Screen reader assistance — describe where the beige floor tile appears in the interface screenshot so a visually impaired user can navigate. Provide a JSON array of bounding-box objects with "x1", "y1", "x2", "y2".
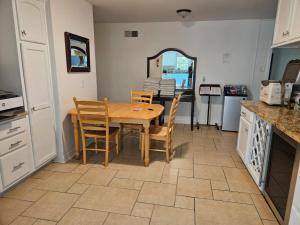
[
  {"x1": 33, "y1": 172, "x2": 81, "y2": 192},
  {"x1": 224, "y1": 168, "x2": 260, "y2": 194},
  {"x1": 9, "y1": 216, "x2": 36, "y2": 225},
  {"x1": 45, "y1": 163, "x2": 79, "y2": 173},
  {"x1": 150, "y1": 205, "x2": 194, "y2": 225},
  {"x1": 31, "y1": 170, "x2": 54, "y2": 180},
  {"x1": 72, "y1": 164, "x2": 93, "y2": 174},
  {"x1": 0, "y1": 198, "x2": 32, "y2": 225},
  {"x1": 131, "y1": 202, "x2": 154, "y2": 218},
  {"x1": 194, "y1": 164, "x2": 226, "y2": 181},
  {"x1": 161, "y1": 168, "x2": 178, "y2": 184},
  {"x1": 211, "y1": 180, "x2": 229, "y2": 191},
  {"x1": 138, "y1": 182, "x2": 176, "y2": 206},
  {"x1": 33, "y1": 220, "x2": 57, "y2": 225},
  {"x1": 4, "y1": 180, "x2": 47, "y2": 202},
  {"x1": 169, "y1": 158, "x2": 193, "y2": 170},
  {"x1": 57, "y1": 208, "x2": 108, "y2": 225},
  {"x1": 194, "y1": 152, "x2": 235, "y2": 167},
  {"x1": 77, "y1": 167, "x2": 116, "y2": 186},
  {"x1": 195, "y1": 199, "x2": 263, "y2": 225},
  {"x1": 262, "y1": 220, "x2": 279, "y2": 225},
  {"x1": 67, "y1": 183, "x2": 89, "y2": 194},
  {"x1": 251, "y1": 194, "x2": 276, "y2": 221},
  {"x1": 175, "y1": 196, "x2": 194, "y2": 210},
  {"x1": 178, "y1": 169, "x2": 194, "y2": 178},
  {"x1": 109, "y1": 178, "x2": 143, "y2": 190},
  {"x1": 115, "y1": 166, "x2": 164, "y2": 182},
  {"x1": 213, "y1": 190, "x2": 253, "y2": 204},
  {"x1": 74, "y1": 185, "x2": 138, "y2": 214},
  {"x1": 177, "y1": 177, "x2": 212, "y2": 199},
  {"x1": 104, "y1": 213, "x2": 149, "y2": 225},
  {"x1": 22, "y1": 192, "x2": 78, "y2": 222}
]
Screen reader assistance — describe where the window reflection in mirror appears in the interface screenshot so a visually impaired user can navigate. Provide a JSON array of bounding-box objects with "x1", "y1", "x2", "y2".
[{"x1": 149, "y1": 51, "x2": 194, "y2": 89}]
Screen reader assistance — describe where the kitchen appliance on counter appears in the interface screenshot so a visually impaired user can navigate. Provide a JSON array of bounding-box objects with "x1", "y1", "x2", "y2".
[
  {"x1": 222, "y1": 85, "x2": 247, "y2": 132},
  {"x1": 0, "y1": 90, "x2": 24, "y2": 122},
  {"x1": 260, "y1": 59, "x2": 300, "y2": 105},
  {"x1": 262, "y1": 128, "x2": 300, "y2": 225}
]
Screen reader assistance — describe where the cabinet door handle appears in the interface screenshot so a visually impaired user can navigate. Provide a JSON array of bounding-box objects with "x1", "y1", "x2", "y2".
[
  {"x1": 21, "y1": 30, "x2": 26, "y2": 36},
  {"x1": 7, "y1": 126, "x2": 21, "y2": 134},
  {"x1": 9, "y1": 140, "x2": 22, "y2": 150},
  {"x1": 245, "y1": 128, "x2": 248, "y2": 132},
  {"x1": 12, "y1": 162, "x2": 25, "y2": 172}
]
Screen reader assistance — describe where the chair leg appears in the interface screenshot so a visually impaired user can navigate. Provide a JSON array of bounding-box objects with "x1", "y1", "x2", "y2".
[
  {"x1": 105, "y1": 138, "x2": 109, "y2": 167},
  {"x1": 165, "y1": 139, "x2": 170, "y2": 163},
  {"x1": 83, "y1": 139, "x2": 87, "y2": 165},
  {"x1": 115, "y1": 132, "x2": 119, "y2": 155}
]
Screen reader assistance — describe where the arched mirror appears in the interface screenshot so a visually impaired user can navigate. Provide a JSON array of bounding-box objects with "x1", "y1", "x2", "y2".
[{"x1": 147, "y1": 48, "x2": 197, "y2": 91}]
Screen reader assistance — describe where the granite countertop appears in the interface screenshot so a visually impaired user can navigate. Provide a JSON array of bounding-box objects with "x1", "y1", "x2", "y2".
[{"x1": 241, "y1": 101, "x2": 300, "y2": 143}]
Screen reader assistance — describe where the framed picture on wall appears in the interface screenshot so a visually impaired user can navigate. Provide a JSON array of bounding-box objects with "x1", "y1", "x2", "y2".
[{"x1": 64, "y1": 32, "x2": 90, "y2": 72}]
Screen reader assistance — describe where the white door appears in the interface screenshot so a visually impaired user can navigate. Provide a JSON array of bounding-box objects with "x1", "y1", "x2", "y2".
[
  {"x1": 237, "y1": 116, "x2": 250, "y2": 161},
  {"x1": 21, "y1": 42, "x2": 56, "y2": 167},
  {"x1": 16, "y1": 0, "x2": 47, "y2": 44},
  {"x1": 273, "y1": 0, "x2": 294, "y2": 45},
  {"x1": 290, "y1": 0, "x2": 300, "y2": 41}
]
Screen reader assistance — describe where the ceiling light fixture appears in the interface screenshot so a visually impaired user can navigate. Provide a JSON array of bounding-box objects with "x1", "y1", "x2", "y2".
[{"x1": 176, "y1": 9, "x2": 192, "y2": 19}]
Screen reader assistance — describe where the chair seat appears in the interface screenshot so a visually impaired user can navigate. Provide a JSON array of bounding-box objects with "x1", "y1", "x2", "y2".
[
  {"x1": 85, "y1": 127, "x2": 119, "y2": 138},
  {"x1": 148, "y1": 126, "x2": 169, "y2": 138}
]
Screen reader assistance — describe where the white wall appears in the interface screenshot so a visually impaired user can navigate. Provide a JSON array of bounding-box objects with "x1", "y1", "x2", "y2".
[
  {"x1": 48, "y1": 0, "x2": 97, "y2": 162},
  {"x1": 95, "y1": 20, "x2": 274, "y2": 125}
]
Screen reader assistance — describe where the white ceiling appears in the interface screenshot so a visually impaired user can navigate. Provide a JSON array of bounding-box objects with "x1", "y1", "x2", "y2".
[{"x1": 88, "y1": 0, "x2": 278, "y2": 23}]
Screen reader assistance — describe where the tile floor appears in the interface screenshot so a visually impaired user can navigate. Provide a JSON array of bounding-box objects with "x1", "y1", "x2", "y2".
[{"x1": 0, "y1": 125, "x2": 279, "y2": 225}]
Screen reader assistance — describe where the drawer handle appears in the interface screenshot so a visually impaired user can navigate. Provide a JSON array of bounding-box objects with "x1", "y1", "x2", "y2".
[
  {"x1": 9, "y1": 141, "x2": 22, "y2": 150},
  {"x1": 7, "y1": 126, "x2": 21, "y2": 134},
  {"x1": 12, "y1": 162, "x2": 25, "y2": 172}
]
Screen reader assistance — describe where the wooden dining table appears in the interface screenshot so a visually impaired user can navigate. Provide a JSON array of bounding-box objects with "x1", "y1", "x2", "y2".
[{"x1": 68, "y1": 102, "x2": 164, "y2": 166}]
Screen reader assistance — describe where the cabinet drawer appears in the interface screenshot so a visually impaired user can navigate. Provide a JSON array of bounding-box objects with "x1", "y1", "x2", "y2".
[
  {"x1": 0, "y1": 118, "x2": 26, "y2": 140},
  {"x1": 0, "y1": 146, "x2": 30, "y2": 187},
  {"x1": 0, "y1": 132, "x2": 27, "y2": 156},
  {"x1": 240, "y1": 106, "x2": 254, "y2": 123}
]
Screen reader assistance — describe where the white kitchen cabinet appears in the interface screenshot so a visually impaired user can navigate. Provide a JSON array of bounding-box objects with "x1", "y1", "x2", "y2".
[
  {"x1": 273, "y1": 0, "x2": 294, "y2": 45},
  {"x1": 273, "y1": 0, "x2": 300, "y2": 46},
  {"x1": 290, "y1": 0, "x2": 300, "y2": 41},
  {"x1": 289, "y1": 165, "x2": 300, "y2": 225},
  {"x1": 15, "y1": 0, "x2": 47, "y2": 44},
  {"x1": 21, "y1": 42, "x2": 56, "y2": 167}
]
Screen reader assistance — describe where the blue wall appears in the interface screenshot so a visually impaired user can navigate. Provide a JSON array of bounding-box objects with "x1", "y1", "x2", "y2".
[{"x1": 270, "y1": 48, "x2": 300, "y2": 80}]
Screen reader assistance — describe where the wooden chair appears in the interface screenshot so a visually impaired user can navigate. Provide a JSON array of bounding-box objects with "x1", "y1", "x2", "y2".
[
  {"x1": 141, "y1": 94, "x2": 181, "y2": 162},
  {"x1": 73, "y1": 97, "x2": 119, "y2": 166},
  {"x1": 123, "y1": 90, "x2": 154, "y2": 152},
  {"x1": 130, "y1": 90, "x2": 153, "y2": 104}
]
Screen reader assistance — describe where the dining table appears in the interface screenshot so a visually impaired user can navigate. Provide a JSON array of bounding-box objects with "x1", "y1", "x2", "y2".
[{"x1": 68, "y1": 102, "x2": 164, "y2": 166}]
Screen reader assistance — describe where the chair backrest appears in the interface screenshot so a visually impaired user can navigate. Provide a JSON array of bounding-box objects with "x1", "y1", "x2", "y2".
[
  {"x1": 73, "y1": 97, "x2": 109, "y2": 135},
  {"x1": 167, "y1": 94, "x2": 182, "y2": 133},
  {"x1": 131, "y1": 90, "x2": 153, "y2": 104}
]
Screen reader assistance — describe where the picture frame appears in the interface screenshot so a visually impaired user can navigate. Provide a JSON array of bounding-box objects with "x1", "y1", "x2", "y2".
[{"x1": 64, "y1": 32, "x2": 90, "y2": 72}]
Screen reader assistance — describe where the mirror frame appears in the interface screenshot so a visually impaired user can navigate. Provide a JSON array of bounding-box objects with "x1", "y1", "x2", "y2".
[
  {"x1": 64, "y1": 32, "x2": 91, "y2": 73},
  {"x1": 147, "y1": 48, "x2": 197, "y2": 92}
]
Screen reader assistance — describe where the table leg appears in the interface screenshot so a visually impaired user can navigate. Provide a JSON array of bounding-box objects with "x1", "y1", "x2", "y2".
[
  {"x1": 120, "y1": 124, "x2": 124, "y2": 151},
  {"x1": 143, "y1": 122, "x2": 150, "y2": 166},
  {"x1": 72, "y1": 115, "x2": 80, "y2": 159},
  {"x1": 191, "y1": 97, "x2": 195, "y2": 131},
  {"x1": 155, "y1": 117, "x2": 159, "y2": 127}
]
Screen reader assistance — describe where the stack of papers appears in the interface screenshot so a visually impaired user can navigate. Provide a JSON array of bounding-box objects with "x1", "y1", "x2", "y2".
[
  {"x1": 160, "y1": 79, "x2": 176, "y2": 96},
  {"x1": 143, "y1": 78, "x2": 161, "y2": 95}
]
